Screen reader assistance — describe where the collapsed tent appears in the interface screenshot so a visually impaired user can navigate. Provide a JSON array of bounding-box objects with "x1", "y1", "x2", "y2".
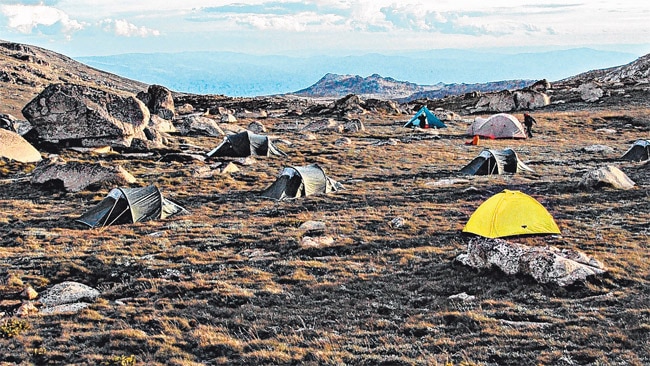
[
  {"x1": 77, "y1": 185, "x2": 186, "y2": 228},
  {"x1": 621, "y1": 139, "x2": 650, "y2": 161},
  {"x1": 207, "y1": 131, "x2": 286, "y2": 158},
  {"x1": 404, "y1": 106, "x2": 446, "y2": 129},
  {"x1": 460, "y1": 148, "x2": 533, "y2": 175},
  {"x1": 463, "y1": 189, "x2": 561, "y2": 238},
  {"x1": 0, "y1": 128, "x2": 42, "y2": 163},
  {"x1": 466, "y1": 113, "x2": 527, "y2": 139},
  {"x1": 261, "y1": 163, "x2": 342, "y2": 200}
]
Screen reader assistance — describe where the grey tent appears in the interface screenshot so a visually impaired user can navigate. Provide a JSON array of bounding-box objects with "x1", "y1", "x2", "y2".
[
  {"x1": 207, "y1": 131, "x2": 286, "y2": 158},
  {"x1": 621, "y1": 139, "x2": 650, "y2": 162},
  {"x1": 261, "y1": 163, "x2": 342, "y2": 200},
  {"x1": 77, "y1": 185, "x2": 186, "y2": 228},
  {"x1": 460, "y1": 148, "x2": 533, "y2": 175}
]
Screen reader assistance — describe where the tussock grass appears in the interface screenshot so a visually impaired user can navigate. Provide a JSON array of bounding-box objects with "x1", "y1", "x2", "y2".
[{"x1": 0, "y1": 107, "x2": 648, "y2": 365}]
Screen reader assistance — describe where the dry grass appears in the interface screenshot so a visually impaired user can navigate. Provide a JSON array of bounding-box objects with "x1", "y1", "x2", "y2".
[{"x1": 0, "y1": 105, "x2": 649, "y2": 365}]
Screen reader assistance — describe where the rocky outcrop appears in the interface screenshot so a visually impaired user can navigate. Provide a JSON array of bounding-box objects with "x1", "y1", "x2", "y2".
[
  {"x1": 302, "y1": 118, "x2": 344, "y2": 133},
  {"x1": 529, "y1": 79, "x2": 551, "y2": 92},
  {"x1": 456, "y1": 238, "x2": 606, "y2": 286},
  {"x1": 31, "y1": 157, "x2": 136, "y2": 192},
  {"x1": 579, "y1": 165, "x2": 635, "y2": 190},
  {"x1": 364, "y1": 98, "x2": 402, "y2": 115},
  {"x1": 306, "y1": 94, "x2": 367, "y2": 117},
  {"x1": 136, "y1": 84, "x2": 175, "y2": 119},
  {"x1": 473, "y1": 90, "x2": 516, "y2": 112},
  {"x1": 22, "y1": 83, "x2": 149, "y2": 148},
  {"x1": 472, "y1": 89, "x2": 550, "y2": 113}
]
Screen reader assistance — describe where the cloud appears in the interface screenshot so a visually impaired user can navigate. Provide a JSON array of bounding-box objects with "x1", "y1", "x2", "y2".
[
  {"x1": 202, "y1": 2, "x2": 321, "y2": 16},
  {"x1": 380, "y1": 5, "x2": 553, "y2": 36},
  {"x1": 188, "y1": 1, "x2": 392, "y2": 32},
  {"x1": 0, "y1": 4, "x2": 85, "y2": 35},
  {"x1": 99, "y1": 18, "x2": 160, "y2": 37}
]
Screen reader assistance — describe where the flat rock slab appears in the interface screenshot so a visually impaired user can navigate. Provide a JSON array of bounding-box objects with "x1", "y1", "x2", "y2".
[
  {"x1": 456, "y1": 238, "x2": 606, "y2": 286},
  {"x1": 31, "y1": 158, "x2": 136, "y2": 192}
]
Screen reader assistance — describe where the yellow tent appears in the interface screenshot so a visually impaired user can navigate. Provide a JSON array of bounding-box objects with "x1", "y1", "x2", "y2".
[{"x1": 463, "y1": 190, "x2": 561, "y2": 238}]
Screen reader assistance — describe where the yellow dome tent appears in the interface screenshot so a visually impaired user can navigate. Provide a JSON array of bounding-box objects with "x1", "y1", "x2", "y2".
[{"x1": 463, "y1": 190, "x2": 561, "y2": 238}]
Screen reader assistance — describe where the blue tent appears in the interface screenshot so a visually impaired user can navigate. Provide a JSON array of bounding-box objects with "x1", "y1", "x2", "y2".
[{"x1": 404, "y1": 106, "x2": 446, "y2": 128}]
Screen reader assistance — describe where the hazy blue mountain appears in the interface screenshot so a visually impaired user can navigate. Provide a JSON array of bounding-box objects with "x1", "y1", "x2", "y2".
[{"x1": 76, "y1": 48, "x2": 637, "y2": 97}]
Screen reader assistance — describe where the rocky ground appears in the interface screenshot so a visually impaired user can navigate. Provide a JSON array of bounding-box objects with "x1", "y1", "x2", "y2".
[{"x1": 0, "y1": 41, "x2": 649, "y2": 366}]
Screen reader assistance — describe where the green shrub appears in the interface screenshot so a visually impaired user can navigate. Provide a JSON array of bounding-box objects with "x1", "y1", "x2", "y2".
[
  {"x1": 102, "y1": 355, "x2": 137, "y2": 366},
  {"x1": 0, "y1": 318, "x2": 30, "y2": 338}
]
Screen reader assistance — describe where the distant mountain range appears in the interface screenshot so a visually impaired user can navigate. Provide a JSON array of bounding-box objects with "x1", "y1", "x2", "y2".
[
  {"x1": 76, "y1": 48, "x2": 638, "y2": 97},
  {"x1": 292, "y1": 73, "x2": 533, "y2": 101}
]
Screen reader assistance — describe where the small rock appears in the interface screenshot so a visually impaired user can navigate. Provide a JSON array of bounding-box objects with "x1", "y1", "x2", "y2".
[
  {"x1": 21, "y1": 285, "x2": 38, "y2": 300},
  {"x1": 301, "y1": 235, "x2": 335, "y2": 248},
  {"x1": 448, "y1": 292, "x2": 476, "y2": 303},
  {"x1": 299, "y1": 220, "x2": 326, "y2": 232},
  {"x1": 335, "y1": 137, "x2": 352, "y2": 146},
  {"x1": 16, "y1": 302, "x2": 38, "y2": 317},
  {"x1": 247, "y1": 121, "x2": 267, "y2": 133},
  {"x1": 40, "y1": 302, "x2": 91, "y2": 315},
  {"x1": 221, "y1": 113, "x2": 237, "y2": 123},
  {"x1": 218, "y1": 162, "x2": 240, "y2": 174},
  {"x1": 389, "y1": 217, "x2": 405, "y2": 228},
  {"x1": 581, "y1": 144, "x2": 614, "y2": 154}
]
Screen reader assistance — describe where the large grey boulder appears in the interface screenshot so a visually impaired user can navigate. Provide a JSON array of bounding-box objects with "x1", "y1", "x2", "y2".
[
  {"x1": 456, "y1": 238, "x2": 606, "y2": 286},
  {"x1": 576, "y1": 82, "x2": 604, "y2": 102},
  {"x1": 31, "y1": 157, "x2": 136, "y2": 192},
  {"x1": 473, "y1": 90, "x2": 517, "y2": 112},
  {"x1": 473, "y1": 90, "x2": 549, "y2": 112},
  {"x1": 513, "y1": 90, "x2": 550, "y2": 110},
  {"x1": 579, "y1": 165, "x2": 635, "y2": 190},
  {"x1": 22, "y1": 83, "x2": 149, "y2": 148},
  {"x1": 175, "y1": 115, "x2": 225, "y2": 137},
  {"x1": 136, "y1": 84, "x2": 175, "y2": 119}
]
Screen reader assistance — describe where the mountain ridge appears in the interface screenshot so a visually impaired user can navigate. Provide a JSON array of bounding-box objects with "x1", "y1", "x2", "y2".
[
  {"x1": 290, "y1": 72, "x2": 535, "y2": 101},
  {"x1": 2, "y1": 39, "x2": 650, "y2": 120},
  {"x1": 75, "y1": 48, "x2": 638, "y2": 97}
]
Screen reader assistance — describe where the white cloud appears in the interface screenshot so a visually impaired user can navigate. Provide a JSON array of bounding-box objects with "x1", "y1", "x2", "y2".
[
  {"x1": 1, "y1": 4, "x2": 85, "y2": 34},
  {"x1": 99, "y1": 18, "x2": 160, "y2": 37}
]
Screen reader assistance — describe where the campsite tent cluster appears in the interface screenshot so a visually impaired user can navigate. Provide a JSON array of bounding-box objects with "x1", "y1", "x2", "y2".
[
  {"x1": 73, "y1": 131, "x2": 342, "y2": 228},
  {"x1": 1, "y1": 108, "x2": 645, "y2": 239}
]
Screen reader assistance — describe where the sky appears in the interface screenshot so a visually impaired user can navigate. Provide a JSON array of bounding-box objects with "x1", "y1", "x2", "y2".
[{"x1": 1, "y1": 0, "x2": 650, "y2": 57}]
